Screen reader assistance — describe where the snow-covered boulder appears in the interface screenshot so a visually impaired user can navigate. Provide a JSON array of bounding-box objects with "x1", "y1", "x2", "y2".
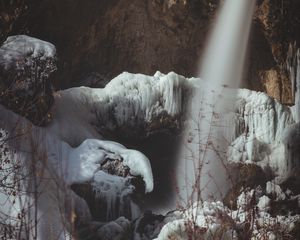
[{"x1": 0, "y1": 35, "x2": 56, "y2": 125}]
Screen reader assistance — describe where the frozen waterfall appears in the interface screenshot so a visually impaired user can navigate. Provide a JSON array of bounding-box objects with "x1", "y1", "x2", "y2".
[{"x1": 177, "y1": 0, "x2": 256, "y2": 204}]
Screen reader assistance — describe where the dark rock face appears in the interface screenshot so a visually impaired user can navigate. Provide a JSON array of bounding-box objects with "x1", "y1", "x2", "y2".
[
  {"x1": 251, "y1": 0, "x2": 300, "y2": 104},
  {"x1": 20, "y1": 0, "x2": 216, "y2": 88},
  {"x1": 0, "y1": 35, "x2": 56, "y2": 126}
]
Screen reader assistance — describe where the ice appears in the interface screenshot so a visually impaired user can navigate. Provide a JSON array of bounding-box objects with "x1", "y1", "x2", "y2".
[
  {"x1": 103, "y1": 71, "x2": 187, "y2": 118},
  {"x1": 236, "y1": 89, "x2": 294, "y2": 143},
  {"x1": 0, "y1": 104, "x2": 154, "y2": 238},
  {"x1": 236, "y1": 189, "x2": 255, "y2": 210},
  {"x1": 226, "y1": 89, "x2": 296, "y2": 182},
  {"x1": 67, "y1": 138, "x2": 154, "y2": 193},
  {"x1": 47, "y1": 71, "x2": 193, "y2": 146},
  {"x1": 0, "y1": 35, "x2": 56, "y2": 80},
  {"x1": 92, "y1": 171, "x2": 138, "y2": 220},
  {"x1": 46, "y1": 71, "x2": 298, "y2": 206},
  {"x1": 0, "y1": 101, "x2": 154, "y2": 191}
]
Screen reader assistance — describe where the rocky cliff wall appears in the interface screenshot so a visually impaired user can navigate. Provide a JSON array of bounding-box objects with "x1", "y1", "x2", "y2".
[{"x1": 1, "y1": 0, "x2": 300, "y2": 103}]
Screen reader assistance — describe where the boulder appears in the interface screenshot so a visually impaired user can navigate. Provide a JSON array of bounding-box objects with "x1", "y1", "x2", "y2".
[{"x1": 0, "y1": 35, "x2": 56, "y2": 125}]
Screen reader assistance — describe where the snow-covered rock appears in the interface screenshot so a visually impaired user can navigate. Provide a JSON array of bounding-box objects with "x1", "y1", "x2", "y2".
[
  {"x1": 155, "y1": 195, "x2": 300, "y2": 240},
  {"x1": 0, "y1": 35, "x2": 56, "y2": 125},
  {"x1": 257, "y1": 195, "x2": 271, "y2": 211},
  {"x1": 227, "y1": 89, "x2": 296, "y2": 182},
  {"x1": 47, "y1": 71, "x2": 193, "y2": 145}
]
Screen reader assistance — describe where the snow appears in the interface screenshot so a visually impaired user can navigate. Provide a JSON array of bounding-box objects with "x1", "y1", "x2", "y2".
[
  {"x1": 50, "y1": 71, "x2": 294, "y2": 152},
  {"x1": 119, "y1": 149, "x2": 153, "y2": 193},
  {"x1": 1, "y1": 35, "x2": 56, "y2": 60},
  {"x1": 266, "y1": 181, "x2": 286, "y2": 201},
  {"x1": 0, "y1": 103, "x2": 154, "y2": 239},
  {"x1": 48, "y1": 71, "x2": 297, "y2": 202},
  {"x1": 225, "y1": 88, "x2": 297, "y2": 183},
  {"x1": 66, "y1": 138, "x2": 154, "y2": 193},
  {"x1": 155, "y1": 201, "x2": 238, "y2": 240},
  {"x1": 45, "y1": 71, "x2": 299, "y2": 209},
  {"x1": 235, "y1": 89, "x2": 294, "y2": 143},
  {"x1": 257, "y1": 195, "x2": 271, "y2": 211},
  {"x1": 48, "y1": 71, "x2": 192, "y2": 145},
  {"x1": 236, "y1": 189, "x2": 255, "y2": 209},
  {"x1": 155, "y1": 193, "x2": 300, "y2": 240},
  {"x1": 103, "y1": 71, "x2": 187, "y2": 119}
]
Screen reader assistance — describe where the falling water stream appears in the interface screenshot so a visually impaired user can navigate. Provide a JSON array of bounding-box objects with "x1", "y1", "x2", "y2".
[{"x1": 177, "y1": 0, "x2": 256, "y2": 205}]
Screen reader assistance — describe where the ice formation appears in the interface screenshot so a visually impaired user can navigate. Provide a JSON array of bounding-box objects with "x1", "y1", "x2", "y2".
[
  {"x1": 92, "y1": 171, "x2": 139, "y2": 220},
  {"x1": 66, "y1": 139, "x2": 153, "y2": 193},
  {"x1": 0, "y1": 35, "x2": 300, "y2": 239},
  {"x1": 46, "y1": 68, "x2": 299, "y2": 196},
  {"x1": 0, "y1": 102, "x2": 154, "y2": 239},
  {"x1": 48, "y1": 71, "x2": 192, "y2": 145}
]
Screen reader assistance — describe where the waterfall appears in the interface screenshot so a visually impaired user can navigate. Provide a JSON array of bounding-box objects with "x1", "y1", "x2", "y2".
[
  {"x1": 282, "y1": 47, "x2": 300, "y2": 180},
  {"x1": 177, "y1": 0, "x2": 256, "y2": 205},
  {"x1": 295, "y1": 49, "x2": 300, "y2": 121}
]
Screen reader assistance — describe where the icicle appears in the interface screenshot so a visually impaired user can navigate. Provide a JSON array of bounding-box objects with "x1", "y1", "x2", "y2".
[{"x1": 92, "y1": 171, "x2": 139, "y2": 221}]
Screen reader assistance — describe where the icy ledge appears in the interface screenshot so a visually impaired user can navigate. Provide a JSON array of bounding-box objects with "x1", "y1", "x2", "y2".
[
  {"x1": 49, "y1": 71, "x2": 296, "y2": 180},
  {"x1": 48, "y1": 71, "x2": 195, "y2": 145}
]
